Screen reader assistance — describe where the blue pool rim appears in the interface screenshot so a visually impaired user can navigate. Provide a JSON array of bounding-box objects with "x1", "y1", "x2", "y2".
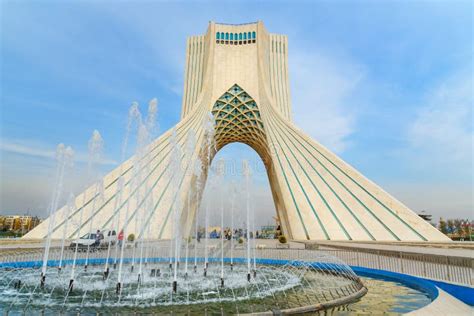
[
  {"x1": 350, "y1": 266, "x2": 474, "y2": 307},
  {"x1": 1, "y1": 257, "x2": 472, "y2": 306}
]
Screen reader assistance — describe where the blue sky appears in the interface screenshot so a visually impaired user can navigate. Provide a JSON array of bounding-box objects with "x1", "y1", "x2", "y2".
[{"x1": 0, "y1": 1, "x2": 472, "y2": 223}]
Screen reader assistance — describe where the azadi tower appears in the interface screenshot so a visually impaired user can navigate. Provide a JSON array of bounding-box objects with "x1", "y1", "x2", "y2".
[{"x1": 25, "y1": 22, "x2": 449, "y2": 241}]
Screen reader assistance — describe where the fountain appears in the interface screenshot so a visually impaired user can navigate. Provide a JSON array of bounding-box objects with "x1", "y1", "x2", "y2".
[
  {"x1": 40, "y1": 143, "x2": 74, "y2": 288},
  {"x1": 0, "y1": 106, "x2": 371, "y2": 315},
  {"x1": 0, "y1": 246, "x2": 367, "y2": 314}
]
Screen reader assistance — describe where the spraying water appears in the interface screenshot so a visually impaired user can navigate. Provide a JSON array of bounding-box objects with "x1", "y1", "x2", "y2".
[
  {"x1": 146, "y1": 98, "x2": 158, "y2": 137},
  {"x1": 84, "y1": 180, "x2": 104, "y2": 271},
  {"x1": 122, "y1": 102, "x2": 142, "y2": 160},
  {"x1": 58, "y1": 194, "x2": 76, "y2": 272},
  {"x1": 217, "y1": 159, "x2": 225, "y2": 287},
  {"x1": 116, "y1": 175, "x2": 135, "y2": 297},
  {"x1": 131, "y1": 123, "x2": 149, "y2": 274},
  {"x1": 203, "y1": 112, "x2": 215, "y2": 276},
  {"x1": 3, "y1": 94, "x2": 373, "y2": 314},
  {"x1": 41, "y1": 144, "x2": 74, "y2": 287},
  {"x1": 116, "y1": 102, "x2": 143, "y2": 297},
  {"x1": 184, "y1": 130, "x2": 197, "y2": 279},
  {"x1": 169, "y1": 128, "x2": 184, "y2": 292},
  {"x1": 251, "y1": 183, "x2": 257, "y2": 278},
  {"x1": 193, "y1": 158, "x2": 203, "y2": 273},
  {"x1": 167, "y1": 129, "x2": 178, "y2": 272},
  {"x1": 68, "y1": 129, "x2": 106, "y2": 291},
  {"x1": 137, "y1": 99, "x2": 158, "y2": 284},
  {"x1": 230, "y1": 180, "x2": 235, "y2": 270},
  {"x1": 68, "y1": 196, "x2": 85, "y2": 292},
  {"x1": 142, "y1": 180, "x2": 155, "y2": 267},
  {"x1": 83, "y1": 130, "x2": 104, "y2": 271},
  {"x1": 203, "y1": 174, "x2": 211, "y2": 276},
  {"x1": 103, "y1": 177, "x2": 124, "y2": 280},
  {"x1": 109, "y1": 101, "x2": 144, "y2": 274},
  {"x1": 242, "y1": 160, "x2": 252, "y2": 282}
]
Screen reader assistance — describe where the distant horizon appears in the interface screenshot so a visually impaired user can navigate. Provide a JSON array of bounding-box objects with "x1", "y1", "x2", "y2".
[{"x1": 1, "y1": 208, "x2": 471, "y2": 225}]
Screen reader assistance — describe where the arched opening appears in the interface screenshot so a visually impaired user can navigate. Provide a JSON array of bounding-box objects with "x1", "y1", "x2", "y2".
[
  {"x1": 198, "y1": 143, "x2": 278, "y2": 239},
  {"x1": 197, "y1": 84, "x2": 290, "y2": 239}
]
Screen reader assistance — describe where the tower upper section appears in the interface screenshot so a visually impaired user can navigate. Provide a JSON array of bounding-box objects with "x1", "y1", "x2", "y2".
[{"x1": 180, "y1": 21, "x2": 292, "y2": 122}]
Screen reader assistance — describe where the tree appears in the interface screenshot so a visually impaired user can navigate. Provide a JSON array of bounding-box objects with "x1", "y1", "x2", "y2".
[
  {"x1": 447, "y1": 219, "x2": 455, "y2": 234},
  {"x1": 463, "y1": 220, "x2": 472, "y2": 240},
  {"x1": 278, "y1": 235, "x2": 288, "y2": 244},
  {"x1": 453, "y1": 219, "x2": 463, "y2": 235},
  {"x1": 438, "y1": 218, "x2": 448, "y2": 234}
]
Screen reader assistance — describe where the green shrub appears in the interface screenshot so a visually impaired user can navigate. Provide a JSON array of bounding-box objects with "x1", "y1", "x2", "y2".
[
  {"x1": 238, "y1": 237, "x2": 244, "y2": 244},
  {"x1": 127, "y1": 233, "x2": 135, "y2": 242},
  {"x1": 278, "y1": 235, "x2": 287, "y2": 244}
]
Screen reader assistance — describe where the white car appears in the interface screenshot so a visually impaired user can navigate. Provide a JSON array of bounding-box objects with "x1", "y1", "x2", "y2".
[
  {"x1": 101, "y1": 229, "x2": 117, "y2": 246},
  {"x1": 69, "y1": 230, "x2": 117, "y2": 251},
  {"x1": 69, "y1": 232, "x2": 101, "y2": 252}
]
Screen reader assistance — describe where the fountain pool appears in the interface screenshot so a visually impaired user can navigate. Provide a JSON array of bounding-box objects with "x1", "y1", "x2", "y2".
[{"x1": 0, "y1": 246, "x2": 368, "y2": 315}]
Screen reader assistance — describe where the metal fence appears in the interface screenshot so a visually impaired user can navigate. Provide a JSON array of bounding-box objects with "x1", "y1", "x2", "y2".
[
  {"x1": 316, "y1": 248, "x2": 473, "y2": 286},
  {"x1": 0, "y1": 242, "x2": 472, "y2": 287}
]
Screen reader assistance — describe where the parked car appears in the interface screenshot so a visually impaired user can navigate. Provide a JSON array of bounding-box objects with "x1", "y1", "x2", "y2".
[
  {"x1": 69, "y1": 229, "x2": 118, "y2": 251},
  {"x1": 69, "y1": 232, "x2": 100, "y2": 252},
  {"x1": 100, "y1": 229, "x2": 117, "y2": 246}
]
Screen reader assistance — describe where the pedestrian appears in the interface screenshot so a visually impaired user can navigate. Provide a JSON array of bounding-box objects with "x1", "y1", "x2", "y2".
[
  {"x1": 118, "y1": 229, "x2": 124, "y2": 247},
  {"x1": 95, "y1": 230, "x2": 101, "y2": 246}
]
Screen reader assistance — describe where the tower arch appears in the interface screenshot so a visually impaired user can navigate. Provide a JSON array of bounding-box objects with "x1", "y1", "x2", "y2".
[
  {"x1": 212, "y1": 84, "x2": 268, "y2": 161},
  {"x1": 24, "y1": 21, "x2": 449, "y2": 242},
  {"x1": 208, "y1": 84, "x2": 291, "y2": 238}
]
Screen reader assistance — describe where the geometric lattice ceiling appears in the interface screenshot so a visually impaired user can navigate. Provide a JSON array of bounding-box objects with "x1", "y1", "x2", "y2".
[{"x1": 212, "y1": 84, "x2": 267, "y2": 155}]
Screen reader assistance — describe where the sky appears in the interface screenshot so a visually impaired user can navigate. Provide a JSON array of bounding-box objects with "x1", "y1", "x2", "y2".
[{"x1": 0, "y1": 0, "x2": 472, "y2": 226}]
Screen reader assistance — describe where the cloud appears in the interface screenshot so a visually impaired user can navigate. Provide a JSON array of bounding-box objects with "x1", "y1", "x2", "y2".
[
  {"x1": 289, "y1": 51, "x2": 366, "y2": 153},
  {"x1": 407, "y1": 71, "x2": 473, "y2": 165},
  {"x1": 381, "y1": 70, "x2": 473, "y2": 220},
  {"x1": 0, "y1": 138, "x2": 117, "y2": 166},
  {"x1": 0, "y1": 138, "x2": 117, "y2": 217},
  {"x1": 0, "y1": 140, "x2": 54, "y2": 160}
]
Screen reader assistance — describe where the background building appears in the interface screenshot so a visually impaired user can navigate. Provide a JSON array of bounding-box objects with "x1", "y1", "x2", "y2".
[{"x1": 0, "y1": 215, "x2": 41, "y2": 234}]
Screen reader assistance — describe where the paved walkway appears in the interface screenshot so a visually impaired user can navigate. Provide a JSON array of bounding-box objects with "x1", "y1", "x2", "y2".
[{"x1": 407, "y1": 288, "x2": 473, "y2": 316}]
